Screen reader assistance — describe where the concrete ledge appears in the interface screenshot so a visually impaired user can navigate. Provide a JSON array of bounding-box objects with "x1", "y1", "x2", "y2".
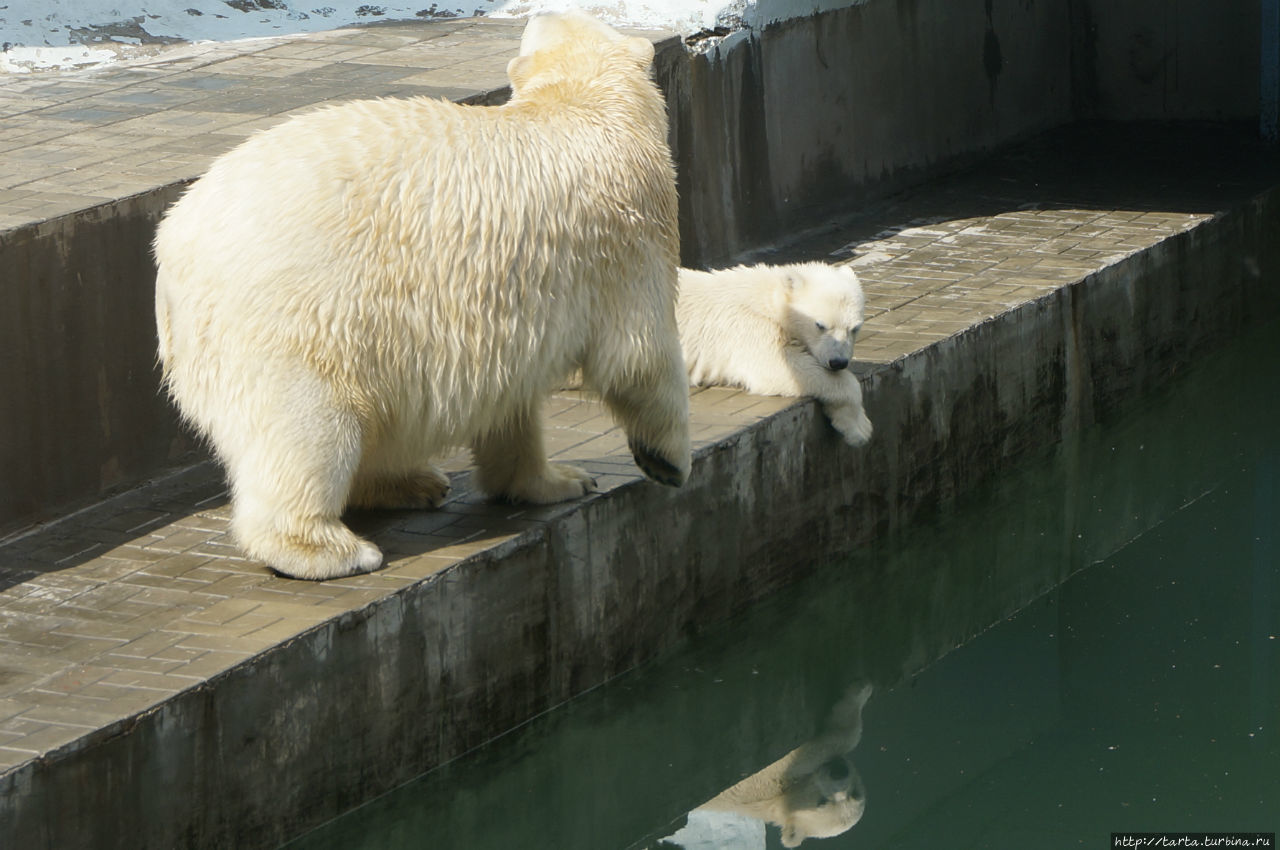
[{"x1": 2, "y1": 123, "x2": 1278, "y2": 848}]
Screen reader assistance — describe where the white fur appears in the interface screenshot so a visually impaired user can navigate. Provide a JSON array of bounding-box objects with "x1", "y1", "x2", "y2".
[
  {"x1": 677, "y1": 262, "x2": 873, "y2": 446},
  {"x1": 699, "y1": 683, "x2": 873, "y2": 847},
  {"x1": 153, "y1": 11, "x2": 690, "y2": 580}
]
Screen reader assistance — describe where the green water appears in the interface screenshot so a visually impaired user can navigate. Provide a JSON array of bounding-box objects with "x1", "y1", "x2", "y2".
[{"x1": 286, "y1": 322, "x2": 1279, "y2": 849}]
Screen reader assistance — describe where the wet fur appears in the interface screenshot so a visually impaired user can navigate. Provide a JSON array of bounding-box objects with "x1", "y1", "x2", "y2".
[{"x1": 154, "y1": 12, "x2": 690, "y2": 580}]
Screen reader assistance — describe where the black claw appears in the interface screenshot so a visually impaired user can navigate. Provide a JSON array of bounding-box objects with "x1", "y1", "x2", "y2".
[{"x1": 628, "y1": 437, "x2": 686, "y2": 487}]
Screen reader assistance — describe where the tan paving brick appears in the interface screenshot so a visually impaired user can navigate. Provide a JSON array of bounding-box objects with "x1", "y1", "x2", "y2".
[
  {"x1": 0, "y1": 720, "x2": 87, "y2": 754},
  {"x1": 170, "y1": 632, "x2": 288, "y2": 655},
  {"x1": 0, "y1": 19, "x2": 531, "y2": 231},
  {"x1": 19, "y1": 698, "x2": 136, "y2": 728},
  {"x1": 382, "y1": 553, "x2": 459, "y2": 580},
  {"x1": 109, "y1": 630, "x2": 189, "y2": 658}
]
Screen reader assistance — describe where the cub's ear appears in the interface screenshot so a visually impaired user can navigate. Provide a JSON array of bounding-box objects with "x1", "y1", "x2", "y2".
[
  {"x1": 507, "y1": 55, "x2": 534, "y2": 90},
  {"x1": 770, "y1": 275, "x2": 794, "y2": 315},
  {"x1": 623, "y1": 35, "x2": 655, "y2": 67}
]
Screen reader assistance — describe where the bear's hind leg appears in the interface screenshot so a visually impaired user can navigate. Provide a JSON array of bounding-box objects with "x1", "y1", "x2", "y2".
[
  {"x1": 349, "y1": 466, "x2": 451, "y2": 509},
  {"x1": 471, "y1": 409, "x2": 595, "y2": 504},
  {"x1": 588, "y1": 338, "x2": 691, "y2": 487},
  {"x1": 225, "y1": 406, "x2": 382, "y2": 580}
]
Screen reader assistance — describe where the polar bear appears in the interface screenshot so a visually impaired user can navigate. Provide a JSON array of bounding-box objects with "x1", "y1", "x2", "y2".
[
  {"x1": 153, "y1": 11, "x2": 690, "y2": 580},
  {"x1": 677, "y1": 262, "x2": 873, "y2": 446},
  {"x1": 695, "y1": 683, "x2": 873, "y2": 848}
]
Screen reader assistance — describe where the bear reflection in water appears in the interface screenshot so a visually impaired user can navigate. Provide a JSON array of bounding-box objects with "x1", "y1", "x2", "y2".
[{"x1": 663, "y1": 683, "x2": 872, "y2": 848}]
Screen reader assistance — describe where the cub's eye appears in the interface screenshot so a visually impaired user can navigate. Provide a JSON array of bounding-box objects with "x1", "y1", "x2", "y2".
[
  {"x1": 815, "y1": 321, "x2": 828, "y2": 331},
  {"x1": 850, "y1": 324, "x2": 862, "y2": 337}
]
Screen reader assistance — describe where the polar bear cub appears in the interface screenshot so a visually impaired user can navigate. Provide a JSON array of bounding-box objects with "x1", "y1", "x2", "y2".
[
  {"x1": 677, "y1": 262, "x2": 873, "y2": 445},
  {"x1": 153, "y1": 11, "x2": 690, "y2": 580}
]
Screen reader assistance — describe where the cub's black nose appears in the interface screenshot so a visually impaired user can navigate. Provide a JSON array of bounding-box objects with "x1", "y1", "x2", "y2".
[{"x1": 827, "y1": 357, "x2": 850, "y2": 371}]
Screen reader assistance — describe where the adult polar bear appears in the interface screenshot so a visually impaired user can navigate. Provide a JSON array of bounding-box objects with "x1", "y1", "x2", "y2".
[{"x1": 153, "y1": 11, "x2": 690, "y2": 580}]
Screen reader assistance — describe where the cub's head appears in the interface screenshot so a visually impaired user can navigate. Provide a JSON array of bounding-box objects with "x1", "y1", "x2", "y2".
[
  {"x1": 778, "y1": 263, "x2": 866, "y2": 373},
  {"x1": 507, "y1": 10, "x2": 656, "y2": 96},
  {"x1": 779, "y1": 755, "x2": 867, "y2": 847}
]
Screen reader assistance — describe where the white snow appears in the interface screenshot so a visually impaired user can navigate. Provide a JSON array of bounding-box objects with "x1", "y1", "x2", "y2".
[{"x1": 0, "y1": 0, "x2": 760, "y2": 73}]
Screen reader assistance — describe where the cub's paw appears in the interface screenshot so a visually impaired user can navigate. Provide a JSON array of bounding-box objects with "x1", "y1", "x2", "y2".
[
  {"x1": 831, "y1": 682, "x2": 875, "y2": 722},
  {"x1": 827, "y1": 404, "x2": 873, "y2": 447},
  {"x1": 628, "y1": 436, "x2": 689, "y2": 487},
  {"x1": 501, "y1": 463, "x2": 596, "y2": 504}
]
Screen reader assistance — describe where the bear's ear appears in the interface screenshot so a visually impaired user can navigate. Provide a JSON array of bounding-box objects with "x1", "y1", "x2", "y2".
[
  {"x1": 780, "y1": 823, "x2": 803, "y2": 848},
  {"x1": 507, "y1": 55, "x2": 535, "y2": 90},
  {"x1": 782, "y1": 272, "x2": 799, "y2": 291},
  {"x1": 622, "y1": 35, "x2": 655, "y2": 68}
]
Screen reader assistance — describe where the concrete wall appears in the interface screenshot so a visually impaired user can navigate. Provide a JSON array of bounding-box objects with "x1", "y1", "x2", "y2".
[
  {"x1": 1072, "y1": 0, "x2": 1261, "y2": 121},
  {"x1": 0, "y1": 192, "x2": 197, "y2": 539},
  {"x1": 665, "y1": 0, "x2": 1264, "y2": 266},
  {"x1": 665, "y1": 0, "x2": 1074, "y2": 265}
]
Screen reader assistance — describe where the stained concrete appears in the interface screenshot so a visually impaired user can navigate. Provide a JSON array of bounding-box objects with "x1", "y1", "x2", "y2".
[
  {"x1": 668, "y1": 0, "x2": 1075, "y2": 265},
  {"x1": 0, "y1": 189, "x2": 192, "y2": 531},
  {"x1": 1074, "y1": 0, "x2": 1260, "y2": 122}
]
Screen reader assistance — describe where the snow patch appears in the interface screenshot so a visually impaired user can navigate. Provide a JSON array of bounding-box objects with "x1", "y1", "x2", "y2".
[{"x1": 1, "y1": 0, "x2": 845, "y2": 73}]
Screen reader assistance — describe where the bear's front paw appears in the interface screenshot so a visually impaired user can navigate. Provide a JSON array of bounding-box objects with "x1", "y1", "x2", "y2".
[
  {"x1": 827, "y1": 404, "x2": 873, "y2": 447},
  {"x1": 627, "y1": 436, "x2": 688, "y2": 487},
  {"x1": 500, "y1": 463, "x2": 596, "y2": 504}
]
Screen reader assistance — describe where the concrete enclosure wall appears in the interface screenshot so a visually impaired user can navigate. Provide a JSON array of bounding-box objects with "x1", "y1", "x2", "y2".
[
  {"x1": 666, "y1": 0, "x2": 1074, "y2": 265},
  {"x1": 1072, "y1": 0, "x2": 1261, "y2": 121},
  {"x1": 0, "y1": 193, "x2": 196, "y2": 538},
  {"x1": 666, "y1": 0, "x2": 1264, "y2": 266}
]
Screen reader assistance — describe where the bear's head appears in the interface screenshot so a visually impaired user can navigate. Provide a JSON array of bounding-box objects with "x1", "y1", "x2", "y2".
[
  {"x1": 506, "y1": 10, "x2": 657, "y2": 97},
  {"x1": 778, "y1": 263, "x2": 866, "y2": 374},
  {"x1": 778, "y1": 755, "x2": 867, "y2": 847}
]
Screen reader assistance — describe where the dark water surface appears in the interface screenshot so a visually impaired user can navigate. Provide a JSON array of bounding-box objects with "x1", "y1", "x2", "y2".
[{"x1": 285, "y1": 321, "x2": 1278, "y2": 849}]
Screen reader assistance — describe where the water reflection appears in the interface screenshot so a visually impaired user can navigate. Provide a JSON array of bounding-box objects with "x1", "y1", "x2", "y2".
[{"x1": 665, "y1": 684, "x2": 872, "y2": 849}]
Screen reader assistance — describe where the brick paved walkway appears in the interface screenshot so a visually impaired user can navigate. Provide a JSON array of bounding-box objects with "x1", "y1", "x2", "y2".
[
  {"x1": 1, "y1": 16, "x2": 1277, "y2": 790},
  {"x1": 0, "y1": 18, "x2": 528, "y2": 231}
]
